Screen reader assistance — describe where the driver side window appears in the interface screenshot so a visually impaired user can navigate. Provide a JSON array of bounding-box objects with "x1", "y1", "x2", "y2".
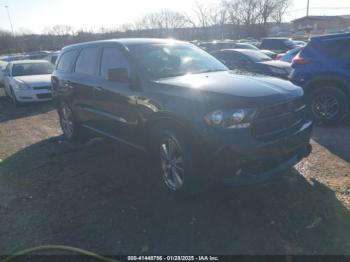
[{"x1": 100, "y1": 47, "x2": 130, "y2": 80}]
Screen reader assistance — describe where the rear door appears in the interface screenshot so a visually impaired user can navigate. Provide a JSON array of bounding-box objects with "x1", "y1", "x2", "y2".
[
  {"x1": 325, "y1": 38, "x2": 350, "y2": 80},
  {"x1": 52, "y1": 49, "x2": 79, "y2": 108},
  {"x1": 68, "y1": 47, "x2": 101, "y2": 126}
]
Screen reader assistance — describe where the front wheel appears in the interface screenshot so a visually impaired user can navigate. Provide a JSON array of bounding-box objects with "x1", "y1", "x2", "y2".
[
  {"x1": 10, "y1": 88, "x2": 21, "y2": 107},
  {"x1": 310, "y1": 86, "x2": 349, "y2": 125},
  {"x1": 154, "y1": 128, "x2": 199, "y2": 194}
]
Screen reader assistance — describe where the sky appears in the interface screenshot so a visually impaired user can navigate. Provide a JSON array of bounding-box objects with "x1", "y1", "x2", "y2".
[{"x1": 1, "y1": 0, "x2": 350, "y2": 34}]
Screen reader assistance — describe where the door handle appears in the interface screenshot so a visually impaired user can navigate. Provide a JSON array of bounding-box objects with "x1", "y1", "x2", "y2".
[{"x1": 93, "y1": 86, "x2": 103, "y2": 92}]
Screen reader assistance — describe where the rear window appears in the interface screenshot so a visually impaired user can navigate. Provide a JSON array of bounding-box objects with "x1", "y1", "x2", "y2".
[
  {"x1": 57, "y1": 50, "x2": 78, "y2": 72},
  {"x1": 75, "y1": 47, "x2": 99, "y2": 76},
  {"x1": 326, "y1": 39, "x2": 350, "y2": 59}
]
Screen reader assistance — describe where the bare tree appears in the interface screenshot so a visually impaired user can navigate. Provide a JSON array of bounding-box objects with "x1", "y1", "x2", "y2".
[
  {"x1": 272, "y1": 0, "x2": 290, "y2": 24},
  {"x1": 43, "y1": 25, "x2": 74, "y2": 36}
]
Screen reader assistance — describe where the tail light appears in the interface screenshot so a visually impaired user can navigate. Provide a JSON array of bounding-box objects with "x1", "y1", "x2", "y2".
[{"x1": 292, "y1": 53, "x2": 309, "y2": 65}]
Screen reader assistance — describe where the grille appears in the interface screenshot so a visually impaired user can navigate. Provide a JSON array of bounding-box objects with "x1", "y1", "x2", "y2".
[
  {"x1": 252, "y1": 97, "x2": 306, "y2": 141},
  {"x1": 33, "y1": 86, "x2": 51, "y2": 90},
  {"x1": 36, "y1": 93, "x2": 52, "y2": 99}
]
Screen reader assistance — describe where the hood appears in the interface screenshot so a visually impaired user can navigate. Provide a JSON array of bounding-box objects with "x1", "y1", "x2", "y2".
[
  {"x1": 14, "y1": 74, "x2": 51, "y2": 87},
  {"x1": 153, "y1": 71, "x2": 302, "y2": 107}
]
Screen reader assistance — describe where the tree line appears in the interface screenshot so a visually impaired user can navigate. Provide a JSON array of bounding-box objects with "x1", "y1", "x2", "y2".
[{"x1": 0, "y1": 0, "x2": 290, "y2": 55}]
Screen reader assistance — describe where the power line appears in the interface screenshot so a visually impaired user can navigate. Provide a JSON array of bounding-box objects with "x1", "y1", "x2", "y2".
[{"x1": 5, "y1": 5, "x2": 14, "y2": 35}]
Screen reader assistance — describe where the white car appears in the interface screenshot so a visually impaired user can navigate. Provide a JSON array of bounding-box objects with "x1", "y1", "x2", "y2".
[
  {"x1": 3, "y1": 60, "x2": 54, "y2": 106},
  {"x1": 42, "y1": 51, "x2": 60, "y2": 65},
  {"x1": 0, "y1": 60, "x2": 8, "y2": 86}
]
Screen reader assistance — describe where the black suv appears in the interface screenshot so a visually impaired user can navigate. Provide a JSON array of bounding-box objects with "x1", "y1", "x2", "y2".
[
  {"x1": 260, "y1": 38, "x2": 297, "y2": 53},
  {"x1": 52, "y1": 39, "x2": 312, "y2": 193}
]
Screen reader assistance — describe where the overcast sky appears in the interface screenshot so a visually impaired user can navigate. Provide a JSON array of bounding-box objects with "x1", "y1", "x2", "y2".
[{"x1": 1, "y1": 0, "x2": 350, "y2": 33}]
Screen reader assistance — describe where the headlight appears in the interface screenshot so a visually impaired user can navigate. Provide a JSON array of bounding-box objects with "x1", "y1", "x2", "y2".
[
  {"x1": 14, "y1": 81, "x2": 30, "y2": 90},
  {"x1": 204, "y1": 108, "x2": 256, "y2": 129},
  {"x1": 269, "y1": 67, "x2": 286, "y2": 75}
]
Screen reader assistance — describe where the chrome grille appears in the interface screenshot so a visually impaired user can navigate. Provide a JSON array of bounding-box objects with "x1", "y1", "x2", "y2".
[
  {"x1": 252, "y1": 97, "x2": 306, "y2": 141},
  {"x1": 33, "y1": 86, "x2": 51, "y2": 90}
]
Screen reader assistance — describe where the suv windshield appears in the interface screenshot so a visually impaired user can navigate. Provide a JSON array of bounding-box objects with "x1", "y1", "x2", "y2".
[
  {"x1": 12, "y1": 62, "x2": 54, "y2": 76},
  {"x1": 130, "y1": 44, "x2": 227, "y2": 79}
]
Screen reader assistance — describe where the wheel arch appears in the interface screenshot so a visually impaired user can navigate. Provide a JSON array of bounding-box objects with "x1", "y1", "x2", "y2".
[
  {"x1": 144, "y1": 112, "x2": 206, "y2": 157},
  {"x1": 304, "y1": 75, "x2": 350, "y2": 100}
]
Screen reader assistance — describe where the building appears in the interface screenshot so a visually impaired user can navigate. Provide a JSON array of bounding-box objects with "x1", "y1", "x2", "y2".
[{"x1": 292, "y1": 15, "x2": 350, "y2": 34}]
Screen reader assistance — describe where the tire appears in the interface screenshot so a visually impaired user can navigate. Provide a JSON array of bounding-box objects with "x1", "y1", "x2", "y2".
[
  {"x1": 10, "y1": 87, "x2": 21, "y2": 107},
  {"x1": 4, "y1": 86, "x2": 10, "y2": 99},
  {"x1": 58, "y1": 101, "x2": 86, "y2": 142},
  {"x1": 310, "y1": 86, "x2": 349, "y2": 125},
  {"x1": 151, "y1": 124, "x2": 200, "y2": 194}
]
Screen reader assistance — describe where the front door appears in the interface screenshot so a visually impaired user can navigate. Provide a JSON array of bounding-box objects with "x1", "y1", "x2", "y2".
[{"x1": 90, "y1": 45, "x2": 143, "y2": 147}]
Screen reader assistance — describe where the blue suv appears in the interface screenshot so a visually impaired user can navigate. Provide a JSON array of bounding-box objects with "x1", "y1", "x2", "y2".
[{"x1": 290, "y1": 33, "x2": 350, "y2": 124}]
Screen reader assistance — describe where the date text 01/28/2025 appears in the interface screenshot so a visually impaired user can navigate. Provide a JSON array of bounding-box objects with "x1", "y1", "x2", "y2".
[{"x1": 127, "y1": 256, "x2": 220, "y2": 261}]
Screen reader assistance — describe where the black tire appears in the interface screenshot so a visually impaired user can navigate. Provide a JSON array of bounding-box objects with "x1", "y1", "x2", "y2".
[
  {"x1": 4, "y1": 86, "x2": 9, "y2": 98},
  {"x1": 10, "y1": 87, "x2": 21, "y2": 107},
  {"x1": 57, "y1": 101, "x2": 87, "y2": 142},
  {"x1": 151, "y1": 124, "x2": 200, "y2": 194},
  {"x1": 310, "y1": 86, "x2": 349, "y2": 125}
]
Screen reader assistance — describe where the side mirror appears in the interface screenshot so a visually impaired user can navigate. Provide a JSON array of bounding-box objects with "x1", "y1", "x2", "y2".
[{"x1": 107, "y1": 67, "x2": 130, "y2": 83}]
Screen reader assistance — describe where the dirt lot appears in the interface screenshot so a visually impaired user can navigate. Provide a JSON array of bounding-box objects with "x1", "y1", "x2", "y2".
[{"x1": 0, "y1": 88, "x2": 350, "y2": 255}]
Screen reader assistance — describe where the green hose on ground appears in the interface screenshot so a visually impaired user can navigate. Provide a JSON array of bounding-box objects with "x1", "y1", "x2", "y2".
[{"x1": 0, "y1": 245, "x2": 119, "y2": 262}]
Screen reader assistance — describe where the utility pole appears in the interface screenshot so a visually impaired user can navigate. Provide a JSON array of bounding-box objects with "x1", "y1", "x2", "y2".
[
  {"x1": 5, "y1": 5, "x2": 14, "y2": 35},
  {"x1": 306, "y1": 0, "x2": 310, "y2": 17}
]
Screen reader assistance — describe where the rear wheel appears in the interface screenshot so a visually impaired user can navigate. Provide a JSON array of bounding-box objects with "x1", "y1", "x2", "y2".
[
  {"x1": 310, "y1": 86, "x2": 349, "y2": 125},
  {"x1": 58, "y1": 101, "x2": 86, "y2": 142}
]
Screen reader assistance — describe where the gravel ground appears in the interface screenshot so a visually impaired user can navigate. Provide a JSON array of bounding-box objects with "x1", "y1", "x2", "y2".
[{"x1": 0, "y1": 88, "x2": 350, "y2": 255}]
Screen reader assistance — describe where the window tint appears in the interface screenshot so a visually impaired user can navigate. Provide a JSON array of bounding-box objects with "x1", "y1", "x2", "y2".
[
  {"x1": 51, "y1": 55, "x2": 58, "y2": 65},
  {"x1": 327, "y1": 39, "x2": 350, "y2": 59},
  {"x1": 75, "y1": 47, "x2": 99, "y2": 76},
  {"x1": 57, "y1": 50, "x2": 77, "y2": 72},
  {"x1": 100, "y1": 47, "x2": 129, "y2": 79}
]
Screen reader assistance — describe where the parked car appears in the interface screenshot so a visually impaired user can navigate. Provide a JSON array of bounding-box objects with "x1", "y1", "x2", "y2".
[
  {"x1": 0, "y1": 60, "x2": 8, "y2": 87},
  {"x1": 3, "y1": 60, "x2": 54, "y2": 106},
  {"x1": 275, "y1": 46, "x2": 303, "y2": 63},
  {"x1": 52, "y1": 39, "x2": 312, "y2": 193},
  {"x1": 198, "y1": 40, "x2": 237, "y2": 52},
  {"x1": 231, "y1": 42, "x2": 277, "y2": 59},
  {"x1": 198, "y1": 41, "x2": 277, "y2": 58},
  {"x1": 43, "y1": 51, "x2": 60, "y2": 65},
  {"x1": 27, "y1": 51, "x2": 53, "y2": 60},
  {"x1": 260, "y1": 37, "x2": 297, "y2": 53},
  {"x1": 211, "y1": 49, "x2": 291, "y2": 79},
  {"x1": 290, "y1": 33, "x2": 350, "y2": 124}
]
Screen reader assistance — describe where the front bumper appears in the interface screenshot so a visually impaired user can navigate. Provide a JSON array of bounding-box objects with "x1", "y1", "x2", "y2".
[
  {"x1": 14, "y1": 89, "x2": 52, "y2": 102},
  {"x1": 201, "y1": 119, "x2": 313, "y2": 185}
]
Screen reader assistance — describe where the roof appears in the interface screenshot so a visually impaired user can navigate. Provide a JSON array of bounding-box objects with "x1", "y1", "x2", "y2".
[
  {"x1": 9, "y1": 60, "x2": 51, "y2": 64},
  {"x1": 292, "y1": 15, "x2": 350, "y2": 23},
  {"x1": 62, "y1": 38, "x2": 188, "y2": 52},
  {"x1": 310, "y1": 32, "x2": 350, "y2": 41}
]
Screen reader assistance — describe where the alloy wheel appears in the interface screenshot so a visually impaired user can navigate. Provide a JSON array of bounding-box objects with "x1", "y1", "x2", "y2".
[
  {"x1": 159, "y1": 135, "x2": 185, "y2": 191},
  {"x1": 312, "y1": 94, "x2": 340, "y2": 120}
]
